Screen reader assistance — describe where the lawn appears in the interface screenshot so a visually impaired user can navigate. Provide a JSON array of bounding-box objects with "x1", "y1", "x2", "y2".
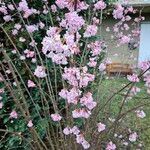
[{"x1": 96, "y1": 76, "x2": 150, "y2": 148}]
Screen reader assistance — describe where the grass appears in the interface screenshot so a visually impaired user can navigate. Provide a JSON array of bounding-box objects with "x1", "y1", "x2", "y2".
[{"x1": 96, "y1": 76, "x2": 150, "y2": 148}]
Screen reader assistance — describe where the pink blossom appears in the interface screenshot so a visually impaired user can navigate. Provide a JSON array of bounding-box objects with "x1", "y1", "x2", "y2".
[
  {"x1": 94, "y1": 0, "x2": 106, "y2": 10},
  {"x1": 72, "y1": 108, "x2": 91, "y2": 118},
  {"x1": 88, "y1": 41, "x2": 103, "y2": 56},
  {"x1": 63, "y1": 127, "x2": 71, "y2": 135},
  {"x1": 113, "y1": 4, "x2": 124, "y2": 19},
  {"x1": 106, "y1": 141, "x2": 116, "y2": 150},
  {"x1": 18, "y1": 0, "x2": 28, "y2": 11},
  {"x1": 130, "y1": 86, "x2": 141, "y2": 96},
  {"x1": 42, "y1": 33, "x2": 71, "y2": 65},
  {"x1": 0, "y1": 6, "x2": 8, "y2": 14},
  {"x1": 10, "y1": 110, "x2": 18, "y2": 119},
  {"x1": 3, "y1": 15, "x2": 13, "y2": 22},
  {"x1": 0, "y1": 102, "x2": 3, "y2": 109},
  {"x1": 51, "y1": 4, "x2": 57, "y2": 12},
  {"x1": 55, "y1": 0, "x2": 68, "y2": 9},
  {"x1": 129, "y1": 132, "x2": 138, "y2": 142},
  {"x1": 23, "y1": 9, "x2": 33, "y2": 18},
  {"x1": 27, "y1": 120, "x2": 33, "y2": 128},
  {"x1": 0, "y1": 88, "x2": 4, "y2": 94},
  {"x1": 84, "y1": 25, "x2": 98, "y2": 38},
  {"x1": 59, "y1": 87, "x2": 81, "y2": 104},
  {"x1": 39, "y1": 22, "x2": 45, "y2": 29},
  {"x1": 51, "y1": 113, "x2": 62, "y2": 122},
  {"x1": 26, "y1": 25, "x2": 38, "y2": 33},
  {"x1": 34, "y1": 66, "x2": 47, "y2": 78},
  {"x1": 135, "y1": 110, "x2": 146, "y2": 118},
  {"x1": 24, "y1": 49, "x2": 35, "y2": 58},
  {"x1": 14, "y1": 24, "x2": 22, "y2": 30},
  {"x1": 27, "y1": 80, "x2": 36, "y2": 88},
  {"x1": 97, "y1": 122, "x2": 106, "y2": 132},
  {"x1": 92, "y1": 17, "x2": 100, "y2": 25},
  {"x1": 76, "y1": 134, "x2": 85, "y2": 144},
  {"x1": 60, "y1": 11, "x2": 85, "y2": 33},
  {"x1": 99, "y1": 63, "x2": 106, "y2": 72},
  {"x1": 120, "y1": 35, "x2": 130, "y2": 44},
  {"x1": 12, "y1": 29, "x2": 18, "y2": 35},
  {"x1": 139, "y1": 61, "x2": 150, "y2": 71},
  {"x1": 82, "y1": 140, "x2": 90, "y2": 149},
  {"x1": 80, "y1": 92, "x2": 97, "y2": 110},
  {"x1": 88, "y1": 58, "x2": 97, "y2": 67},
  {"x1": 127, "y1": 74, "x2": 139, "y2": 82},
  {"x1": 7, "y1": 4, "x2": 15, "y2": 11},
  {"x1": 71, "y1": 126, "x2": 80, "y2": 135}
]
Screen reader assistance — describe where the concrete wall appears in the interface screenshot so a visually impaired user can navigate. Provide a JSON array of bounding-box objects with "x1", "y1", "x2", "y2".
[{"x1": 101, "y1": 13, "x2": 150, "y2": 66}]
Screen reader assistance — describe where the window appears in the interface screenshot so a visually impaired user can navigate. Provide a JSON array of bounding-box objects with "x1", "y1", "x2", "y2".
[{"x1": 138, "y1": 22, "x2": 150, "y2": 63}]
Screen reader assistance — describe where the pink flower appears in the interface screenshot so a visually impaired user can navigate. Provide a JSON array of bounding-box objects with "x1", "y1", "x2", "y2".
[
  {"x1": 88, "y1": 41, "x2": 103, "y2": 56},
  {"x1": 99, "y1": 63, "x2": 106, "y2": 72},
  {"x1": 135, "y1": 110, "x2": 146, "y2": 118},
  {"x1": 127, "y1": 74, "x2": 139, "y2": 82},
  {"x1": 0, "y1": 88, "x2": 4, "y2": 94},
  {"x1": 27, "y1": 120, "x2": 33, "y2": 128},
  {"x1": 24, "y1": 49, "x2": 35, "y2": 58},
  {"x1": 51, "y1": 4, "x2": 57, "y2": 13},
  {"x1": 72, "y1": 108, "x2": 91, "y2": 118},
  {"x1": 84, "y1": 25, "x2": 98, "y2": 38},
  {"x1": 18, "y1": 0, "x2": 28, "y2": 11},
  {"x1": 12, "y1": 29, "x2": 18, "y2": 35},
  {"x1": 34, "y1": 66, "x2": 47, "y2": 78},
  {"x1": 139, "y1": 61, "x2": 150, "y2": 71},
  {"x1": 27, "y1": 80, "x2": 36, "y2": 88},
  {"x1": 94, "y1": 0, "x2": 106, "y2": 10},
  {"x1": 0, "y1": 6, "x2": 8, "y2": 14},
  {"x1": 71, "y1": 126, "x2": 80, "y2": 135},
  {"x1": 113, "y1": 4, "x2": 124, "y2": 19},
  {"x1": 51, "y1": 113, "x2": 62, "y2": 122},
  {"x1": 97, "y1": 122, "x2": 106, "y2": 132},
  {"x1": 10, "y1": 110, "x2": 18, "y2": 119},
  {"x1": 80, "y1": 92, "x2": 97, "y2": 110},
  {"x1": 60, "y1": 11, "x2": 85, "y2": 33},
  {"x1": 106, "y1": 141, "x2": 116, "y2": 150},
  {"x1": 63, "y1": 127, "x2": 71, "y2": 135},
  {"x1": 129, "y1": 132, "x2": 138, "y2": 142},
  {"x1": 14, "y1": 24, "x2": 22, "y2": 30},
  {"x1": 59, "y1": 88, "x2": 81, "y2": 104},
  {"x1": 120, "y1": 35, "x2": 130, "y2": 44},
  {"x1": 0, "y1": 102, "x2": 3, "y2": 109},
  {"x1": 82, "y1": 140, "x2": 90, "y2": 149},
  {"x1": 39, "y1": 22, "x2": 45, "y2": 29},
  {"x1": 3, "y1": 15, "x2": 13, "y2": 22},
  {"x1": 76, "y1": 134, "x2": 85, "y2": 144},
  {"x1": 26, "y1": 25, "x2": 38, "y2": 33},
  {"x1": 7, "y1": 4, "x2": 15, "y2": 11},
  {"x1": 87, "y1": 58, "x2": 97, "y2": 67},
  {"x1": 130, "y1": 86, "x2": 140, "y2": 96},
  {"x1": 55, "y1": 0, "x2": 68, "y2": 9}
]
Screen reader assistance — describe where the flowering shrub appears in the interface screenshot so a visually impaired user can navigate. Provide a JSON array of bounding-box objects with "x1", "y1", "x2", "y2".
[{"x1": 0, "y1": 0, "x2": 150, "y2": 149}]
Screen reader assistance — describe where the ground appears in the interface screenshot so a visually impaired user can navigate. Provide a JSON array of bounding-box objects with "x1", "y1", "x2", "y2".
[{"x1": 97, "y1": 77, "x2": 150, "y2": 148}]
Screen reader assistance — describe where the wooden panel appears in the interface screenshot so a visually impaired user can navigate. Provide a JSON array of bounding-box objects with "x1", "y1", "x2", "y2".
[{"x1": 106, "y1": 63, "x2": 132, "y2": 76}]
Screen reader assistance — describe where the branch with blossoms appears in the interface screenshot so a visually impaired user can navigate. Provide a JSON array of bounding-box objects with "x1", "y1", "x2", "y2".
[{"x1": 0, "y1": 0, "x2": 150, "y2": 149}]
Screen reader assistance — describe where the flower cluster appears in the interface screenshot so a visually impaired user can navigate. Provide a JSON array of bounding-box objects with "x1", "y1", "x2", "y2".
[
  {"x1": 34, "y1": 66, "x2": 47, "y2": 78},
  {"x1": 60, "y1": 11, "x2": 85, "y2": 33},
  {"x1": 56, "y1": 0, "x2": 89, "y2": 12},
  {"x1": 42, "y1": 28, "x2": 71, "y2": 64},
  {"x1": 62, "y1": 66, "x2": 95, "y2": 88},
  {"x1": 63, "y1": 126, "x2": 90, "y2": 149}
]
